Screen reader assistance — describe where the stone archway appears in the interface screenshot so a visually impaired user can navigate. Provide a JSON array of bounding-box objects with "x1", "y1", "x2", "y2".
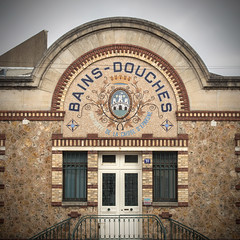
[{"x1": 51, "y1": 44, "x2": 189, "y2": 112}]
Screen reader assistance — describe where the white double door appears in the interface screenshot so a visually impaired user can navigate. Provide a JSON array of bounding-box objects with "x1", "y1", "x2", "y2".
[
  {"x1": 98, "y1": 153, "x2": 142, "y2": 238},
  {"x1": 98, "y1": 153, "x2": 142, "y2": 216}
]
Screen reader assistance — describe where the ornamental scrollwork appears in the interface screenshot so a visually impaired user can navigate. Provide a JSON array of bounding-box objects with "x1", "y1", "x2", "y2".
[{"x1": 77, "y1": 75, "x2": 163, "y2": 131}]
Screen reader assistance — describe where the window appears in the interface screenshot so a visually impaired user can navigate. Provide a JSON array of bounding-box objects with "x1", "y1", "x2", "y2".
[
  {"x1": 153, "y1": 151, "x2": 177, "y2": 202},
  {"x1": 63, "y1": 151, "x2": 87, "y2": 201},
  {"x1": 125, "y1": 155, "x2": 138, "y2": 163},
  {"x1": 102, "y1": 155, "x2": 116, "y2": 163}
]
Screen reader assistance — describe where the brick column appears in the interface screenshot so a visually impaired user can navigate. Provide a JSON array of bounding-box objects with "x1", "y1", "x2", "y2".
[
  {"x1": 178, "y1": 151, "x2": 188, "y2": 207},
  {"x1": 142, "y1": 151, "x2": 153, "y2": 205},
  {"x1": 87, "y1": 151, "x2": 98, "y2": 207},
  {"x1": 51, "y1": 151, "x2": 63, "y2": 206}
]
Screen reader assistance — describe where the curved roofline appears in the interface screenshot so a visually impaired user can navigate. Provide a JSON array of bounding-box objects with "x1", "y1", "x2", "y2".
[
  {"x1": 50, "y1": 44, "x2": 190, "y2": 111},
  {"x1": 32, "y1": 17, "x2": 210, "y2": 86}
]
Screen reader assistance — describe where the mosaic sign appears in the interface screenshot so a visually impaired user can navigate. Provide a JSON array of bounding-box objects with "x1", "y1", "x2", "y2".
[
  {"x1": 109, "y1": 88, "x2": 131, "y2": 119},
  {"x1": 63, "y1": 57, "x2": 177, "y2": 138}
]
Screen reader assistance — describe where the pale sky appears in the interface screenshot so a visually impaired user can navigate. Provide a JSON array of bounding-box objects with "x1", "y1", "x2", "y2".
[{"x1": 0, "y1": 0, "x2": 240, "y2": 76}]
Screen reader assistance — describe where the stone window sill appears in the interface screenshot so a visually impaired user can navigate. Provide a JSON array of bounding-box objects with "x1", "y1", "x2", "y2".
[
  {"x1": 152, "y1": 202, "x2": 178, "y2": 207},
  {"x1": 62, "y1": 201, "x2": 87, "y2": 207}
]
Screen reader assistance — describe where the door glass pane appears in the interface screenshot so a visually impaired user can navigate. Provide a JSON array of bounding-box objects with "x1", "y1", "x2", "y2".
[
  {"x1": 125, "y1": 155, "x2": 138, "y2": 163},
  {"x1": 125, "y1": 173, "x2": 138, "y2": 206},
  {"x1": 103, "y1": 155, "x2": 116, "y2": 163},
  {"x1": 102, "y1": 173, "x2": 116, "y2": 206}
]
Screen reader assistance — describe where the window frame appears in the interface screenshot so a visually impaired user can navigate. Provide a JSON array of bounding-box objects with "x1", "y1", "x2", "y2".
[
  {"x1": 63, "y1": 151, "x2": 87, "y2": 202},
  {"x1": 153, "y1": 151, "x2": 178, "y2": 203}
]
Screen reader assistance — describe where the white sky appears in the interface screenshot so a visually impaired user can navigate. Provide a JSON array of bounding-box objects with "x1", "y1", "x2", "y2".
[{"x1": 0, "y1": 0, "x2": 240, "y2": 76}]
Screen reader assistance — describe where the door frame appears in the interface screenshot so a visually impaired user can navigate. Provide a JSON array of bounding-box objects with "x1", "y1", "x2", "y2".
[{"x1": 98, "y1": 152, "x2": 142, "y2": 216}]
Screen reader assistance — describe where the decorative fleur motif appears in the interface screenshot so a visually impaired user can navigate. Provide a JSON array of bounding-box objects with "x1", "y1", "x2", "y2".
[
  {"x1": 66, "y1": 119, "x2": 79, "y2": 132},
  {"x1": 77, "y1": 76, "x2": 163, "y2": 131},
  {"x1": 161, "y1": 119, "x2": 173, "y2": 132}
]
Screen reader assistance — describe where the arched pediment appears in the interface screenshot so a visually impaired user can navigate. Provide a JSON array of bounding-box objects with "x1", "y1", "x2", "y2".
[
  {"x1": 33, "y1": 17, "x2": 210, "y2": 99},
  {"x1": 1, "y1": 18, "x2": 239, "y2": 112},
  {"x1": 50, "y1": 44, "x2": 191, "y2": 138},
  {"x1": 28, "y1": 17, "x2": 239, "y2": 114},
  {"x1": 51, "y1": 44, "x2": 189, "y2": 112}
]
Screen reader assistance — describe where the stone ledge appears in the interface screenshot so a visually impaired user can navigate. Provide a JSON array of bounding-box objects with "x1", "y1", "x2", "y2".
[
  {"x1": 153, "y1": 202, "x2": 178, "y2": 207},
  {"x1": 0, "y1": 75, "x2": 34, "y2": 87},
  {"x1": 153, "y1": 202, "x2": 188, "y2": 207},
  {"x1": 206, "y1": 73, "x2": 240, "y2": 89},
  {"x1": 62, "y1": 202, "x2": 87, "y2": 207}
]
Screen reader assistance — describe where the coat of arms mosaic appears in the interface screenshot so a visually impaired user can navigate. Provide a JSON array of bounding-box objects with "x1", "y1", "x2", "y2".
[{"x1": 64, "y1": 56, "x2": 177, "y2": 138}]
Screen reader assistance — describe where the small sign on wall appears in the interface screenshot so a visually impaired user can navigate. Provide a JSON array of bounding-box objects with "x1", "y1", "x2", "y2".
[
  {"x1": 144, "y1": 158, "x2": 151, "y2": 164},
  {"x1": 144, "y1": 198, "x2": 152, "y2": 205}
]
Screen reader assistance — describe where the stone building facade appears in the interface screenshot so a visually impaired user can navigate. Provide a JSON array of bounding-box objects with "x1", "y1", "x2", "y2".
[{"x1": 0, "y1": 17, "x2": 240, "y2": 239}]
